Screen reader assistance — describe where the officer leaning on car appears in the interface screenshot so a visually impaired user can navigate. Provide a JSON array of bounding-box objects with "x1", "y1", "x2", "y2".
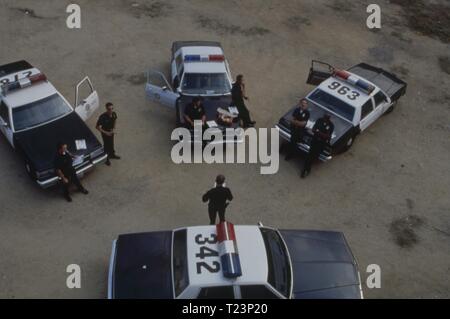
[
  {"x1": 301, "y1": 113, "x2": 334, "y2": 178},
  {"x1": 285, "y1": 98, "x2": 310, "y2": 161},
  {"x1": 231, "y1": 74, "x2": 256, "y2": 128},
  {"x1": 96, "y1": 102, "x2": 120, "y2": 166},
  {"x1": 184, "y1": 97, "x2": 206, "y2": 129},
  {"x1": 54, "y1": 142, "x2": 89, "y2": 202}
]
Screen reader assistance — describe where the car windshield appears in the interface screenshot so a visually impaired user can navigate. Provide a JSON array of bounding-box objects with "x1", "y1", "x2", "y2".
[
  {"x1": 12, "y1": 94, "x2": 72, "y2": 131},
  {"x1": 260, "y1": 228, "x2": 291, "y2": 298},
  {"x1": 309, "y1": 89, "x2": 355, "y2": 122},
  {"x1": 181, "y1": 73, "x2": 231, "y2": 95}
]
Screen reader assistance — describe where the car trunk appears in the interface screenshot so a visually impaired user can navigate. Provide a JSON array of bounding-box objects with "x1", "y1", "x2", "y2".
[{"x1": 279, "y1": 230, "x2": 361, "y2": 299}]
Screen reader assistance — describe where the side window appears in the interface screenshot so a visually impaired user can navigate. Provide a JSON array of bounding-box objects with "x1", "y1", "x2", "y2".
[
  {"x1": 173, "y1": 229, "x2": 189, "y2": 297},
  {"x1": 374, "y1": 91, "x2": 387, "y2": 106},
  {"x1": 0, "y1": 101, "x2": 9, "y2": 124},
  {"x1": 361, "y1": 100, "x2": 374, "y2": 119},
  {"x1": 240, "y1": 285, "x2": 279, "y2": 299},
  {"x1": 198, "y1": 286, "x2": 234, "y2": 299}
]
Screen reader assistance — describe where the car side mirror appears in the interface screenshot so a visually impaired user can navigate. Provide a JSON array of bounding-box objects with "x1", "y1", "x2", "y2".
[
  {"x1": 1, "y1": 122, "x2": 8, "y2": 128},
  {"x1": 162, "y1": 86, "x2": 168, "y2": 91}
]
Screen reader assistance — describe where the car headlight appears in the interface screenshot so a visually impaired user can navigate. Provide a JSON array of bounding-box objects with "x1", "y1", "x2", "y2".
[
  {"x1": 36, "y1": 169, "x2": 55, "y2": 179},
  {"x1": 90, "y1": 147, "x2": 105, "y2": 159}
]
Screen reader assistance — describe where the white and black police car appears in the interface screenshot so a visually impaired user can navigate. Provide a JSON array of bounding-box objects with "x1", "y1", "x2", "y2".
[
  {"x1": 0, "y1": 60, "x2": 107, "y2": 188},
  {"x1": 108, "y1": 221, "x2": 363, "y2": 299},
  {"x1": 145, "y1": 41, "x2": 242, "y2": 144},
  {"x1": 276, "y1": 61, "x2": 407, "y2": 161}
]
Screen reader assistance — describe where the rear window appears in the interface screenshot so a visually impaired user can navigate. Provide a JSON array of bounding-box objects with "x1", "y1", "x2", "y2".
[
  {"x1": 173, "y1": 229, "x2": 189, "y2": 297},
  {"x1": 260, "y1": 228, "x2": 291, "y2": 298},
  {"x1": 309, "y1": 89, "x2": 355, "y2": 122},
  {"x1": 240, "y1": 285, "x2": 279, "y2": 299},
  {"x1": 198, "y1": 286, "x2": 234, "y2": 299}
]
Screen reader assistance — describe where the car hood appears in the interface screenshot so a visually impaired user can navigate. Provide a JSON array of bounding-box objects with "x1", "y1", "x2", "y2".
[
  {"x1": 112, "y1": 231, "x2": 173, "y2": 299},
  {"x1": 279, "y1": 230, "x2": 362, "y2": 299},
  {"x1": 278, "y1": 103, "x2": 353, "y2": 145},
  {"x1": 179, "y1": 95, "x2": 239, "y2": 129},
  {"x1": 14, "y1": 112, "x2": 102, "y2": 171}
]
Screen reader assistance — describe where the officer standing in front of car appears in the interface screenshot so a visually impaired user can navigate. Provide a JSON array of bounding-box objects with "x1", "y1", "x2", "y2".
[
  {"x1": 232, "y1": 74, "x2": 256, "y2": 128},
  {"x1": 96, "y1": 102, "x2": 120, "y2": 166},
  {"x1": 202, "y1": 175, "x2": 233, "y2": 225},
  {"x1": 301, "y1": 113, "x2": 334, "y2": 178},
  {"x1": 54, "y1": 142, "x2": 88, "y2": 202},
  {"x1": 285, "y1": 98, "x2": 310, "y2": 161}
]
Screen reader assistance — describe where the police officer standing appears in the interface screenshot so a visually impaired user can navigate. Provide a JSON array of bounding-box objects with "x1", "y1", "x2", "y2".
[
  {"x1": 301, "y1": 113, "x2": 334, "y2": 178},
  {"x1": 285, "y1": 98, "x2": 310, "y2": 161},
  {"x1": 202, "y1": 175, "x2": 233, "y2": 225},
  {"x1": 231, "y1": 74, "x2": 255, "y2": 128},
  {"x1": 184, "y1": 97, "x2": 206, "y2": 129},
  {"x1": 54, "y1": 142, "x2": 88, "y2": 202},
  {"x1": 96, "y1": 102, "x2": 120, "y2": 166}
]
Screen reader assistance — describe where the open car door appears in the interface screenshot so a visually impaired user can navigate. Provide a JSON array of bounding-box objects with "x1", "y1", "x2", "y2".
[
  {"x1": 75, "y1": 76, "x2": 100, "y2": 121},
  {"x1": 145, "y1": 70, "x2": 179, "y2": 109},
  {"x1": 306, "y1": 60, "x2": 335, "y2": 85}
]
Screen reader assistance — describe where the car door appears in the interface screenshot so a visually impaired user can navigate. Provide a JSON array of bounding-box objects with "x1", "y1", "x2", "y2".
[
  {"x1": 145, "y1": 70, "x2": 179, "y2": 109},
  {"x1": 359, "y1": 99, "x2": 377, "y2": 131},
  {"x1": 75, "y1": 76, "x2": 100, "y2": 121},
  {"x1": 373, "y1": 90, "x2": 391, "y2": 114},
  {"x1": 0, "y1": 101, "x2": 14, "y2": 146},
  {"x1": 306, "y1": 60, "x2": 335, "y2": 85}
]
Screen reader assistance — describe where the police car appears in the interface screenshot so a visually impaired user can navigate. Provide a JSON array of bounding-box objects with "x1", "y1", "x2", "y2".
[
  {"x1": 276, "y1": 61, "x2": 407, "y2": 161},
  {"x1": 108, "y1": 221, "x2": 363, "y2": 299},
  {"x1": 145, "y1": 41, "x2": 242, "y2": 144},
  {"x1": 0, "y1": 60, "x2": 107, "y2": 188}
]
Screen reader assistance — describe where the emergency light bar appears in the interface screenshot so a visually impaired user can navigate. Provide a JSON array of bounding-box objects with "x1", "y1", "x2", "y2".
[
  {"x1": 334, "y1": 69, "x2": 375, "y2": 94},
  {"x1": 184, "y1": 55, "x2": 225, "y2": 63},
  {"x1": 216, "y1": 222, "x2": 242, "y2": 278},
  {"x1": 1, "y1": 73, "x2": 47, "y2": 95}
]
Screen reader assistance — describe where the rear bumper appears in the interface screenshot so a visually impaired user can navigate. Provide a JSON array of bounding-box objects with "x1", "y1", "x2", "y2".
[
  {"x1": 36, "y1": 153, "x2": 108, "y2": 188},
  {"x1": 275, "y1": 125, "x2": 332, "y2": 162}
]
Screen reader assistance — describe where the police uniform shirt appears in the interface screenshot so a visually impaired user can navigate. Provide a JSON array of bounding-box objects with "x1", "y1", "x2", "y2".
[
  {"x1": 185, "y1": 103, "x2": 206, "y2": 121},
  {"x1": 313, "y1": 118, "x2": 334, "y2": 142},
  {"x1": 96, "y1": 112, "x2": 117, "y2": 133},
  {"x1": 202, "y1": 186, "x2": 233, "y2": 209},
  {"x1": 292, "y1": 108, "x2": 310, "y2": 125},
  {"x1": 54, "y1": 152, "x2": 75, "y2": 176},
  {"x1": 231, "y1": 82, "x2": 244, "y2": 105}
]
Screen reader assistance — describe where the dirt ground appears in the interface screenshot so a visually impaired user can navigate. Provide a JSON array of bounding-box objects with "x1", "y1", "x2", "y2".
[{"x1": 0, "y1": 0, "x2": 449, "y2": 298}]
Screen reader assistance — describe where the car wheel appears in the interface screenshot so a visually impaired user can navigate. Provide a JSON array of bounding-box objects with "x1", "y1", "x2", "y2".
[
  {"x1": 384, "y1": 100, "x2": 397, "y2": 115},
  {"x1": 25, "y1": 162, "x2": 36, "y2": 180},
  {"x1": 341, "y1": 134, "x2": 356, "y2": 153}
]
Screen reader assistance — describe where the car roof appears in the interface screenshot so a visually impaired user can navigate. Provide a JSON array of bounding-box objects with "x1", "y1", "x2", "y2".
[
  {"x1": 316, "y1": 74, "x2": 375, "y2": 109},
  {"x1": 185, "y1": 225, "x2": 268, "y2": 288},
  {"x1": 180, "y1": 46, "x2": 228, "y2": 74},
  {"x1": 1, "y1": 68, "x2": 59, "y2": 108}
]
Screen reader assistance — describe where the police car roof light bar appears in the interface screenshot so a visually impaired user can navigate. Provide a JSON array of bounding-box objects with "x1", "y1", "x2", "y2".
[
  {"x1": 216, "y1": 222, "x2": 242, "y2": 279},
  {"x1": 184, "y1": 55, "x2": 201, "y2": 62},
  {"x1": 208, "y1": 55, "x2": 225, "y2": 62},
  {"x1": 1, "y1": 73, "x2": 47, "y2": 95},
  {"x1": 335, "y1": 70, "x2": 350, "y2": 80}
]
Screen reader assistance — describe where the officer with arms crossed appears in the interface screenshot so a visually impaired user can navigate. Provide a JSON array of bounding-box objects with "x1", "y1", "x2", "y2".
[
  {"x1": 96, "y1": 102, "x2": 120, "y2": 166},
  {"x1": 301, "y1": 113, "x2": 334, "y2": 178},
  {"x1": 202, "y1": 175, "x2": 233, "y2": 225},
  {"x1": 54, "y1": 142, "x2": 88, "y2": 202},
  {"x1": 285, "y1": 98, "x2": 310, "y2": 161},
  {"x1": 184, "y1": 97, "x2": 206, "y2": 129}
]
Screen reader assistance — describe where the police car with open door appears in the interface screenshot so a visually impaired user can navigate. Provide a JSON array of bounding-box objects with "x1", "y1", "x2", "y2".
[
  {"x1": 276, "y1": 61, "x2": 407, "y2": 161},
  {"x1": 108, "y1": 221, "x2": 363, "y2": 299},
  {"x1": 0, "y1": 60, "x2": 107, "y2": 188},
  {"x1": 145, "y1": 41, "x2": 242, "y2": 144}
]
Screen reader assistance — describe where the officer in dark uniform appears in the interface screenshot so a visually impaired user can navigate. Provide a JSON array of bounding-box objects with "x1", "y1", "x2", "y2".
[
  {"x1": 184, "y1": 97, "x2": 206, "y2": 129},
  {"x1": 285, "y1": 98, "x2": 310, "y2": 161},
  {"x1": 202, "y1": 175, "x2": 233, "y2": 225},
  {"x1": 54, "y1": 142, "x2": 88, "y2": 202},
  {"x1": 96, "y1": 102, "x2": 120, "y2": 166},
  {"x1": 301, "y1": 113, "x2": 334, "y2": 178},
  {"x1": 231, "y1": 74, "x2": 255, "y2": 128}
]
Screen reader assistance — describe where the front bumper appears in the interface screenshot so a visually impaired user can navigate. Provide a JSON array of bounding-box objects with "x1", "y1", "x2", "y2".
[
  {"x1": 275, "y1": 124, "x2": 332, "y2": 162},
  {"x1": 36, "y1": 153, "x2": 108, "y2": 189}
]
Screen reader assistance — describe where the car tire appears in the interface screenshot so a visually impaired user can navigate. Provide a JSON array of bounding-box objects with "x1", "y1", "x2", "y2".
[
  {"x1": 341, "y1": 134, "x2": 357, "y2": 153},
  {"x1": 25, "y1": 161, "x2": 36, "y2": 180},
  {"x1": 384, "y1": 100, "x2": 397, "y2": 115}
]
